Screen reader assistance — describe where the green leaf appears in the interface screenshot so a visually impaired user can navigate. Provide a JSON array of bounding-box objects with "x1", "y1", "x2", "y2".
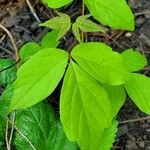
[
  {"x1": 9, "y1": 48, "x2": 68, "y2": 112},
  {"x1": 72, "y1": 23, "x2": 81, "y2": 43},
  {"x1": 40, "y1": 12, "x2": 71, "y2": 40},
  {"x1": 121, "y1": 49, "x2": 147, "y2": 72},
  {"x1": 14, "y1": 102, "x2": 55, "y2": 150},
  {"x1": 71, "y1": 42, "x2": 130, "y2": 85},
  {"x1": 76, "y1": 119, "x2": 118, "y2": 150},
  {"x1": 96, "y1": 119, "x2": 118, "y2": 150},
  {"x1": 103, "y1": 85, "x2": 126, "y2": 116},
  {"x1": 60, "y1": 62, "x2": 113, "y2": 149},
  {"x1": 19, "y1": 42, "x2": 41, "y2": 63},
  {"x1": 42, "y1": 0, "x2": 73, "y2": 8},
  {"x1": 84, "y1": 0, "x2": 135, "y2": 31},
  {"x1": 41, "y1": 121, "x2": 78, "y2": 150},
  {"x1": 0, "y1": 85, "x2": 13, "y2": 126},
  {"x1": 76, "y1": 15, "x2": 105, "y2": 33},
  {"x1": 0, "y1": 59, "x2": 16, "y2": 85},
  {"x1": 125, "y1": 73, "x2": 150, "y2": 114},
  {"x1": 72, "y1": 15, "x2": 105, "y2": 43},
  {"x1": 41, "y1": 30, "x2": 59, "y2": 49},
  {"x1": 0, "y1": 84, "x2": 13, "y2": 145}
]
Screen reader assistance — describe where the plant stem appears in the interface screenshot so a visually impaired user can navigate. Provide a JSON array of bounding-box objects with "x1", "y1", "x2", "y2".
[
  {"x1": 0, "y1": 24, "x2": 19, "y2": 64},
  {"x1": 8, "y1": 119, "x2": 36, "y2": 150},
  {"x1": 119, "y1": 116, "x2": 150, "y2": 124},
  {"x1": 26, "y1": 0, "x2": 41, "y2": 23},
  {"x1": 8, "y1": 112, "x2": 16, "y2": 150},
  {"x1": 81, "y1": 0, "x2": 85, "y2": 42},
  {"x1": 5, "y1": 119, "x2": 9, "y2": 150},
  {"x1": 0, "y1": 24, "x2": 19, "y2": 150}
]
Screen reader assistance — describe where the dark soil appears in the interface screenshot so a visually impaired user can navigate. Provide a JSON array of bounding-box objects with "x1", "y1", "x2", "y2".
[{"x1": 0, "y1": 0, "x2": 150, "y2": 149}]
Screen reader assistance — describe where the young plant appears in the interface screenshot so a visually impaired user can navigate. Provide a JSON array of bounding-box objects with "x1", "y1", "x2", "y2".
[{"x1": 0, "y1": 0, "x2": 149, "y2": 150}]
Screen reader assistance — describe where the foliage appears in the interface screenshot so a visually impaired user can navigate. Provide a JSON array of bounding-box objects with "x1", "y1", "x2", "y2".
[
  {"x1": 38, "y1": 120, "x2": 78, "y2": 150},
  {"x1": 84, "y1": 0, "x2": 135, "y2": 31},
  {"x1": 0, "y1": 84, "x2": 14, "y2": 147},
  {"x1": 40, "y1": 12, "x2": 71, "y2": 40},
  {"x1": 42, "y1": 0, "x2": 73, "y2": 8},
  {"x1": 42, "y1": 0, "x2": 134, "y2": 31},
  {"x1": 9, "y1": 48, "x2": 68, "y2": 112},
  {"x1": 125, "y1": 74, "x2": 150, "y2": 114},
  {"x1": 41, "y1": 30, "x2": 59, "y2": 48},
  {"x1": 14, "y1": 102, "x2": 54, "y2": 150},
  {"x1": 121, "y1": 48, "x2": 147, "y2": 72},
  {"x1": 72, "y1": 15, "x2": 105, "y2": 43},
  {"x1": 0, "y1": 59, "x2": 16, "y2": 85},
  {"x1": 1, "y1": 0, "x2": 150, "y2": 150},
  {"x1": 71, "y1": 42, "x2": 130, "y2": 85}
]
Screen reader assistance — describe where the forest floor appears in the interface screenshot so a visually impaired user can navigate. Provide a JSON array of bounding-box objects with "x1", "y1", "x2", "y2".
[{"x1": 0, "y1": 0, "x2": 150, "y2": 149}]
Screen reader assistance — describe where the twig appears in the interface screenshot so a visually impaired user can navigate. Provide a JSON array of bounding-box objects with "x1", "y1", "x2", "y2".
[
  {"x1": 8, "y1": 119, "x2": 36, "y2": 150},
  {"x1": 81, "y1": 0, "x2": 85, "y2": 42},
  {"x1": 26, "y1": 0, "x2": 41, "y2": 23},
  {"x1": 0, "y1": 24, "x2": 19, "y2": 62},
  {"x1": 119, "y1": 116, "x2": 150, "y2": 124},
  {"x1": 135, "y1": 10, "x2": 150, "y2": 17},
  {"x1": 0, "y1": 46, "x2": 14, "y2": 56},
  {"x1": 0, "y1": 23, "x2": 19, "y2": 150},
  {"x1": 5, "y1": 119, "x2": 9, "y2": 150},
  {"x1": 105, "y1": 33, "x2": 124, "y2": 50},
  {"x1": 8, "y1": 112, "x2": 16, "y2": 150},
  {"x1": 0, "y1": 34, "x2": 6, "y2": 43},
  {"x1": 113, "y1": 146, "x2": 123, "y2": 150}
]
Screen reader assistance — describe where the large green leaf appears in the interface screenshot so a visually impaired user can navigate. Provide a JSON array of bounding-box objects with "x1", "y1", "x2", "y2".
[
  {"x1": 40, "y1": 121, "x2": 78, "y2": 150},
  {"x1": 60, "y1": 62, "x2": 113, "y2": 149},
  {"x1": 84, "y1": 0, "x2": 135, "y2": 31},
  {"x1": 125, "y1": 73, "x2": 150, "y2": 114},
  {"x1": 0, "y1": 59, "x2": 16, "y2": 85},
  {"x1": 40, "y1": 12, "x2": 71, "y2": 40},
  {"x1": 103, "y1": 84, "x2": 126, "y2": 116},
  {"x1": 71, "y1": 42, "x2": 130, "y2": 85},
  {"x1": 121, "y1": 49, "x2": 147, "y2": 72},
  {"x1": 42, "y1": 0, "x2": 73, "y2": 8},
  {"x1": 19, "y1": 42, "x2": 41, "y2": 63},
  {"x1": 9, "y1": 48, "x2": 68, "y2": 112},
  {"x1": 14, "y1": 102, "x2": 55, "y2": 150}
]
